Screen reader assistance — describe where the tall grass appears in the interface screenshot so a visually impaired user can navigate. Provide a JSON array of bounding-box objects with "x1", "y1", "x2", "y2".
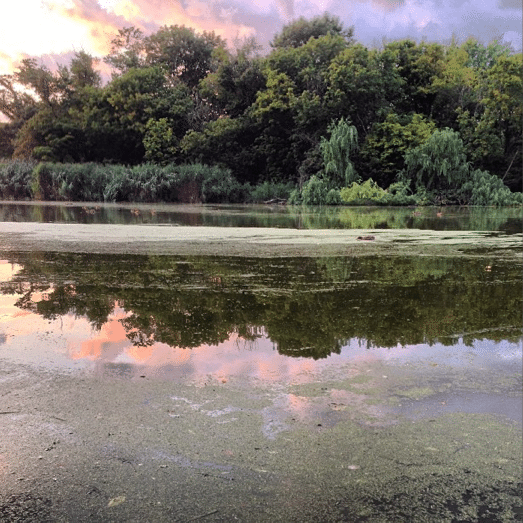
[
  {"x1": 0, "y1": 160, "x2": 36, "y2": 200},
  {"x1": 1, "y1": 160, "x2": 253, "y2": 203}
]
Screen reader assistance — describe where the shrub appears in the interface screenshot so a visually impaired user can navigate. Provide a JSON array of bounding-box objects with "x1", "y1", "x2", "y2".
[
  {"x1": 325, "y1": 188, "x2": 342, "y2": 205},
  {"x1": 400, "y1": 129, "x2": 471, "y2": 196},
  {"x1": 200, "y1": 166, "x2": 245, "y2": 203},
  {"x1": 462, "y1": 169, "x2": 523, "y2": 206},
  {"x1": 301, "y1": 175, "x2": 329, "y2": 205},
  {"x1": 288, "y1": 188, "x2": 302, "y2": 205},
  {"x1": 56, "y1": 163, "x2": 110, "y2": 201},
  {"x1": 379, "y1": 181, "x2": 419, "y2": 206},
  {"x1": 340, "y1": 178, "x2": 386, "y2": 204}
]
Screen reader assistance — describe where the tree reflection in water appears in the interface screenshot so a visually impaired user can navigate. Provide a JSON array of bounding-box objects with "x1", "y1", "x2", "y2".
[{"x1": 0, "y1": 252, "x2": 521, "y2": 360}]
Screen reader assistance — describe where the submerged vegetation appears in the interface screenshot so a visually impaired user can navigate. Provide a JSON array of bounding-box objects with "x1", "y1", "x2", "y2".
[{"x1": 0, "y1": 14, "x2": 521, "y2": 205}]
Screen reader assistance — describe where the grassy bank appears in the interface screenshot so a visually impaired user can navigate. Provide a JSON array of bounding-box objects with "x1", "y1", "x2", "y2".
[
  {"x1": 0, "y1": 160, "x2": 521, "y2": 206},
  {"x1": 0, "y1": 160, "x2": 295, "y2": 204}
]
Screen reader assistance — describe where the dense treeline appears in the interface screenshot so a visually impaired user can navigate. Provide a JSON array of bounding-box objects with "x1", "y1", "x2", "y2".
[{"x1": 0, "y1": 14, "x2": 521, "y2": 205}]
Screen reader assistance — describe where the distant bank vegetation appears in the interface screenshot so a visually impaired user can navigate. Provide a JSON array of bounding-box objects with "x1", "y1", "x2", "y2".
[
  {"x1": 0, "y1": 14, "x2": 521, "y2": 205},
  {"x1": 1, "y1": 155, "x2": 520, "y2": 206}
]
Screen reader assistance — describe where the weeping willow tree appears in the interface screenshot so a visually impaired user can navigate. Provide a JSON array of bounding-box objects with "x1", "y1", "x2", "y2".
[
  {"x1": 320, "y1": 117, "x2": 360, "y2": 188},
  {"x1": 399, "y1": 128, "x2": 522, "y2": 205},
  {"x1": 400, "y1": 128, "x2": 471, "y2": 198}
]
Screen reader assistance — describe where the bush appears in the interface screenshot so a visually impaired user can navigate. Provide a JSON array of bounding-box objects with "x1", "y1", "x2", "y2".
[
  {"x1": 288, "y1": 188, "x2": 302, "y2": 205},
  {"x1": 400, "y1": 129, "x2": 471, "y2": 195},
  {"x1": 301, "y1": 175, "x2": 329, "y2": 205},
  {"x1": 379, "y1": 181, "x2": 419, "y2": 206},
  {"x1": 325, "y1": 188, "x2": 342, "y2": 205},
  {"x1": 55, "y1": 163, "x2": 110, "y2": 201},
  {"x1": 462, "y1": 169, "x2": 523, "y2": 206},
  {"x1": 340, "y1": 178, "x2": 386, "y2": 204},
  {"x1": 200, "y1": 166, "x2": 246, "y2": 203}
]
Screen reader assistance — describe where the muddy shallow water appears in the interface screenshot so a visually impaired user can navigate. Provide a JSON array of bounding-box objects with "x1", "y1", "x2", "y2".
[{"x1": 0, "y1": 203, "x2": 522, "y2": 522}]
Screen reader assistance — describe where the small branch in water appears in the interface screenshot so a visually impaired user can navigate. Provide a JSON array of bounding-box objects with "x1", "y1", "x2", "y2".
[{"x1": 502, "y1": 151, "x2": 518, "y2": 182}]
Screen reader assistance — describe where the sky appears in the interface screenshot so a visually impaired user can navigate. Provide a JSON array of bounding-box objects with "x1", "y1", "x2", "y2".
[{"x1": 0, "y1": 0, "x2": 521, "y2": 77}]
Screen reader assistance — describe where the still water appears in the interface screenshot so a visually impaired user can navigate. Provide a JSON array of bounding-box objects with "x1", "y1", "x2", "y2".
[
  {"x1": 0, "y1": 203, "x2": 521, "y2": 522},
  {"x1": 0, "y1": 201, "x2": 522, "y2": 232}
]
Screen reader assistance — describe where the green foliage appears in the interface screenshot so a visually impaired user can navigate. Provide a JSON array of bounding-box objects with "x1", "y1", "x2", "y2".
[
  {"x1": 361, "y1": 113, "x2": 436, "y2": 188},
  {"x1": 457, "y1": 54, "x2": 522, "y2": 191},
  {"x1": 143, "y1": 118, "x2": 178, "y2": 164},
  {"x1": 462, "y1": 169, "x2": 523, "y2": 206},
  {"x1": 53, "y1": 163, "x2": 110, "y2": 201},
  {"x1": 270, "y1": 14, "x2": 354, "y2": 48},
  {"x1": 320, "y1": 118, "x2": 359, "y2": 188},
  {"x1": 287, "y1": 188, "x2": 302, "y2": 205},
  {"x1": 31, "y1": 162, "x2": 55, "y2": 200},
  {"x1": 380, "y1": 40, "x2": 446, "y2": 116},
  {"x1": 179, "y1": 117, "x2": 261, "y2": 184},
  {"x1": 325, "y1": 188, "x2": 342, "y2": 205},
  {"x1": 143, "y1": 25, "x2": 226, "y2": 88},
  {"x1": 0, "y1": 16, "x2": 520, "y2": 205},
  {"x1": 300, "y1": 175, "x2": 329, "y2": 205},
  {"x1": 461, "y1": 38, "x2": 512, "y2": 70},
  {"x1": 0, "y1": 159, "x2": 35, "y2": 199},
  {"x1": 400, "y1": 128, "x2": 471, "y2": 199},
  {"x1": 326, "y1": 44, "x2": 401, "y2": 136},
  {"x1": 340, "y1": 179, "x2": 386, "y2": 204},
  {"x1": 379, "y1": 182, "x2": 419, "y2": 206},
  {"x1": 2, "y1": 161, "x2": 244, "y2": 203},
  {"x1": 104, "y1": 26, "x2": 146, "y2": 75},
  {"x1": 199, "y1": 44, "x2": 265, "y2": 119},
  {"x1": 200, "y1": 166, "x2": 246, "y2": 203}
]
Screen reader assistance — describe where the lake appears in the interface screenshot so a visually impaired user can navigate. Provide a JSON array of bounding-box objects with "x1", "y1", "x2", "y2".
[{"x1": 0, "y1": 202, "x2": 521, "y2": 522}]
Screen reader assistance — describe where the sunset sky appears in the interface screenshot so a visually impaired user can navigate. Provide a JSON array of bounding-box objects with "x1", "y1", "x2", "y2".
[{"x1": 1, "y1": 0, "x2": 521, "y2": 76}]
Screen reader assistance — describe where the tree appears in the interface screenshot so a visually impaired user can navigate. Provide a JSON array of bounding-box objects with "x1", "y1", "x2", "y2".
[
  {"x1": 457, "y1": 54, "x2": 522, "y2": 190},
  {"x1": 104, "y1": 26, "x2": 146, "y2": 76},
  {"x1": 68, "y1": 50, "x2": 101, "y2": 89},
  {"x1": 271, "y1": 13, "x2": 354, "y2": 48},
  {"x1": 267, "y1": 33, "x2": 348, "y2": 95},
  {"x1": 360, "y1": 113, "x2": 436, "y2": 188},
  {"x1": 88, "y1": 67, "x2": 192, "y2": 164},
  {"x1": 143, "y1": 25, "x2": 226, "y2": 88},
  {"x1": 143, "y1": 118, "x2": 178, "y2": 164},
  {"x1": 180, "y1": 117, "x2": 262, "y2": 184},
  {"x1": 320, "y1": 117, "x2": 359, "y2": 188},
  {"x1": 427, "y1": 45, "x2": 476, "y2": 128},
  {"x1": 199, "y1": 41, "x2": 266, "y2": 119},
  {"x1": 326, "y1": 44, "x2": 402, "y2": 137},
  {"x1": 461, "y1": 38, "x2": 511, "y2": 70},
  {"x1": 400, "y1": 128, "x2": 471, "y2": 201},
  {"x1": 2, "y1": 53, "x2": 98, "y2": 160},
  {"x1": 0, "y1": 73, "x2": 38, "y2": 121},
  {"x1": 380, "y1": 40, "x2": 446, "y2": 117}
]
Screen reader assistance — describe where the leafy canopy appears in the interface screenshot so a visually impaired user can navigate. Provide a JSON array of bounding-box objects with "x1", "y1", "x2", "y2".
[{"x1": 271, "y1": 13, "x2": 354, "y2": 48}]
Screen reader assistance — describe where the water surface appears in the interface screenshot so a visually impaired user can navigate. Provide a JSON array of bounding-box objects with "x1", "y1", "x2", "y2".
[
  {"x1": 0, "y1": 204, "x2": 521, "y2": 522},
  {"x1": 1, "y1": 201, "x2": 522, "y2": 232}
]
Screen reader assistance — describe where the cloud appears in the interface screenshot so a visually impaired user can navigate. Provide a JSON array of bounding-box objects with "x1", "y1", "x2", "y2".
[
  {"x1": 0, "y1": 0, "x2": 521, "y2": 78},
  {"x1": 44, "y1": 0, "x2": 132, "y2": 55}
]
